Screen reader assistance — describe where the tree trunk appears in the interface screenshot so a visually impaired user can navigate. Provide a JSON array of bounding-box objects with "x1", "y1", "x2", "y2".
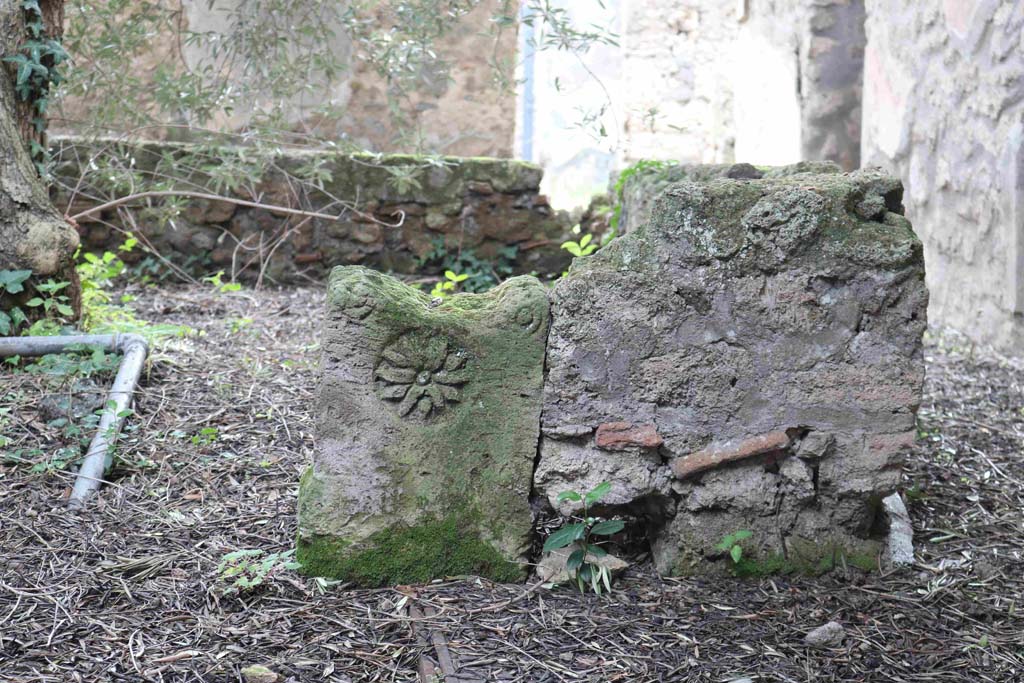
[
  {"x1": 0, "y1": 0, "x2": 79, "y2": 313},
  {"x1": 13, "y1": 0, "x2": 63, "y2": 147}
]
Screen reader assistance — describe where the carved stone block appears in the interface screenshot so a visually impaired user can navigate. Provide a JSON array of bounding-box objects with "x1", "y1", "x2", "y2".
[{"x1": 297, "y1": 266, "x2": 549, "y2": 585}]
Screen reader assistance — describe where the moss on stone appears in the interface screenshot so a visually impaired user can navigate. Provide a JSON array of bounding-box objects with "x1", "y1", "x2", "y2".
[
  {"x1": 627, "y1": 168, "x2": 925, "y2": 273},
  {"x1": 296, "y1": 513, "x2": 524, "y2": 586},
  {"x1": 304, "y1": 266, "x2": 548, "y2": 585},
  {"x1": 730, "y1": 544, "x2": 880, "y2": 578}
]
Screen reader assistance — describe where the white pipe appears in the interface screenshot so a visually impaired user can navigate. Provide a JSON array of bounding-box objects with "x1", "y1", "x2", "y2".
[{"x1": 0, "y1": 333, "x2": 149, "y2": 508}]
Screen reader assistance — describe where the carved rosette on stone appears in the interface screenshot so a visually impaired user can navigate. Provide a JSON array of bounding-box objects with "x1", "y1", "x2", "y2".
[
  {"x1": 374, "y1": 332, "x2": 469, "y2": 418},
  {"x1": 297, "y1": 266, "x2": 550, "y2": 585},
  {"x1": 538, "y1": 168, "x2": 927, "y2": 575}
]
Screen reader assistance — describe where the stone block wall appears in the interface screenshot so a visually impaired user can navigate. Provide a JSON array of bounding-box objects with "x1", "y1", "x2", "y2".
[
  {"x1": 861, "y1": 0, "x2": 1024, "y2": 353},
  {"x1": 52, "y1": 138, "x2": 572, "y2": 283},
  {"x1": 618, "y1": 0, "x2": 738, "y2": 165},
  {"x1": 607, "y1": 0, "x2": 865, "y2": 170}
]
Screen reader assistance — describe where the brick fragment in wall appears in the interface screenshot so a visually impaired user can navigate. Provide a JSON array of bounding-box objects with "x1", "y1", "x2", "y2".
[
  {"x1": 670, "y1": 431, "x2": 791, "y2": 480},
  {"x1": 595, "y1": 422, "x2": 663, "y2": 451}
]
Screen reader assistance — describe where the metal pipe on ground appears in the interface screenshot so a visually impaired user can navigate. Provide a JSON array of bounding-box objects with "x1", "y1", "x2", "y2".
[{"x1": 0, "y1": 333, "x2": 149, "y2": 508}]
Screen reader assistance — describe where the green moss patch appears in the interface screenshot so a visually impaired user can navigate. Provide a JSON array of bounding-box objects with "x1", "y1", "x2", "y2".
[
  {"x1": 296, "y1": 515, "x2": 523, "y2": 586},
  {"x1": 730, "y1": 545, "x2": 879, "y2": 578}
]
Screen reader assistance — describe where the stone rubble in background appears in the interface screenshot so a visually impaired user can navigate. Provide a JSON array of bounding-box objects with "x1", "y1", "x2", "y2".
[
  {"x1": 297, "y1": 266, "x2": 549, "y2": 585},
  {"x1": 883, "y1": 492, "x2": 915, "y2": 565},
  {"x1": 538, "y1": 168, "x2": 927, "y2": 575}
]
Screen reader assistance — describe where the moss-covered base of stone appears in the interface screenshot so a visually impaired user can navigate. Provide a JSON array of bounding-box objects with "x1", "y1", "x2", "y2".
[
  {"x1": 296, "y1": 516, "x2": 525, "y2": 586},
  {"x1": 667, "y1": 538, "x2": 883, "y2": 578},
  {"x1": 730, "y1": 546, "x2": 880, "y2": 578}
]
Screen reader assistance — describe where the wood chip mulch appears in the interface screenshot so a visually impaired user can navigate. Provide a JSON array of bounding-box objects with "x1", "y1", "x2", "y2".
[{"x1": 1, "y1": 284, "x2": 1022, "y2": 682}]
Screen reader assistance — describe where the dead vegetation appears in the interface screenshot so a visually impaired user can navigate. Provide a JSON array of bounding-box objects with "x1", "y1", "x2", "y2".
[{"x1": 1, "y1": 285, "x2": 1022, "y2": 682}]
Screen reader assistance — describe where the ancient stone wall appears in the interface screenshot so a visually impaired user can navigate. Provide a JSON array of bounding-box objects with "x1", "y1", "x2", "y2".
[
  {"x1": 52, "y1": 138, "x2": 571, "y2": 283},
  {"x1": 618, "y1": 0, "x2": 738, "y2": 165},
  {"x1": 609, "y1": 0, "x2": 865, "y2": 170},
  {"x1": 861, "y1": 0, "x2": 1024, "y2": 353},
  {"x1": 55, "y1": 1, "x2": 517, "y2": 158}
]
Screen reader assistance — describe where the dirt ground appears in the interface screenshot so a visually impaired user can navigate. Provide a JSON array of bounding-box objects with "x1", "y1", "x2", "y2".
[{"x1": 1, "y1": 283, "x2": 1022, "y2": 682}]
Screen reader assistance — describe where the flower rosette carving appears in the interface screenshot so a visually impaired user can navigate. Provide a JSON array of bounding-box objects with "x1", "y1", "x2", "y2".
[{"x1": 374, "y1": 332, "x2": 470, "y2": 418}]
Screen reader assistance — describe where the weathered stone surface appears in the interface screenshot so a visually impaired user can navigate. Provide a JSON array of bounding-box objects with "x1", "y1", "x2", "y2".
[
  {"x1": 863, "y1": 0, "x2": 1024, "y2": 354},
  {"x1": 539, "y1": 168, "x2": 927, "y2": 575},
  {"x1": 297, "y1": 266, "x2": 550, "y2": 585},
  {"x1": 615, "y1": 160, "x2": 843, "y2": 236}
]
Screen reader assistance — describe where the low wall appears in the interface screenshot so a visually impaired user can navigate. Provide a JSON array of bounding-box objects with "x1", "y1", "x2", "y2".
[{"x1": 51, "y1": 138, "x2": 572, "y2": 283}]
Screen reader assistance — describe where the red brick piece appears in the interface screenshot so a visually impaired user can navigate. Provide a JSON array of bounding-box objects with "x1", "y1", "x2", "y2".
[
  {"x1": 595, "y1": 422, "x2": 663, "y2": 451},
  {"x1": 670, "y1": 430, "x2": 791, "y2": 480}
]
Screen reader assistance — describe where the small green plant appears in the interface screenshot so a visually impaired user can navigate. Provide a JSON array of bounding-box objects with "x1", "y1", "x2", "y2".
[
  {"x1": 612, "y1": 159, "x2": 669, "y2": 199},
  {"x1": 610, "y1": 159, "x2": 671, "y2": 229},
  {"x1": 228, "y1": 317, "x2": 254, "y2": 335},
  {"x1": 216, "y1": 549, "x2": 300, "y2": 594},
  {"x1": 716, "y1": 529, "x2": 753, "y2": 565},
  {"x1": 544, "y1": 481, "x2": 624, "y2": 594},
  {"x1": 418, "y1": 237, "x2": 519, "y2": 293},
  {"x1": 23, "y1": 343, "x2": 119, "y2": 378},
  {"x1": 560, "y1": 232, "x2": 598, "y2": 258},
  {"x1": 0, "y1": 269, "x2": 32, "y2": 334},
  {"x1": 383, "y1": 164, "x2": 424, "y2": 194},
  {"x1": 203, "y1": 270, "x2": 242, "y2": 294},
  {"x1": 191, "y1": 427, "x2": 220, "y2": 446},
  {"x1": 600, "y1": 227, "x2": 617, "y2": 247},
  {"x1": 430, "y1": 269, "x2": 469, "y2": 298},
  {"x1": 904, "y1": 485, "x2": 926, "y2": 501},
  {"x1": 77, "y1": 239, "x2": 130, "y2": 329},
  {"x1": 23, "y1": 278, "x2": 75, "y2": 334},
  {"x1": 77, "y1": 238, "x2": 192, "y2": 339}
]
